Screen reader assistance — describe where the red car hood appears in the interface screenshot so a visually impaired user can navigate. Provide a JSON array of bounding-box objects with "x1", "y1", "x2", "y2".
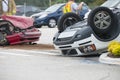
[{"x1": 1, "y1": 15, "x2": 34, "y2": 29}]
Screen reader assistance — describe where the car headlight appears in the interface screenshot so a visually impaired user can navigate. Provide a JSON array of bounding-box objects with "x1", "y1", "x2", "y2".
[
  {"x1": 79, "y1": 44, "x2": 96, "y2": 53},
  {"x1": 38, "y1": 14, "x2": 48, "y2": 19}
]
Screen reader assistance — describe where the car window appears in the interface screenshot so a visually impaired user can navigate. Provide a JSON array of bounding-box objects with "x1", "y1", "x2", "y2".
[
  {"x1": 16, "y1": 5, "x2": 42, "y2": 16},
  {"x1": 32, "y1": 6, "x2": 40, "y2": 12},
  {"x1": 25, "y1": 6, "x2": 32, "y2": 12},
  {"x1": 17, "y1": 6, "x2": 40, "y2": 12},
  {"x1": 32, "y1": 7, "x2": 38, "y2": 11},
  {"x1": 45, "y1": 4, "x2": 64, "y2": 12},
  {"x1": 16, "y1": 6, "x2": 24, "y2": 13}
]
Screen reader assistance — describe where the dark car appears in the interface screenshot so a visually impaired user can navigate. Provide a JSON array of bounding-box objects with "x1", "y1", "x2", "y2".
[
  {"x1": 31, "y1": 3, "x2": 65, "y2": 28},
  {"x1": 16, "y1": 5, "x2": 42, "y2": 17},
  {"x1": 0, "y1": 15, "x2": 41, "y2": 46}
]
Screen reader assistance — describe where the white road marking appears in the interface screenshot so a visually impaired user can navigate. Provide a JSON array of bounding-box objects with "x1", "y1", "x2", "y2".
[
  {"x1": 0, "y1": 51, "x2": 32, "y2": 56},
  {"x1": 0, "y1": 48, "x2": 60, "y2": 56},
  {"x1": 8, "y1": 49, "x2": 60, "y2": 56}
]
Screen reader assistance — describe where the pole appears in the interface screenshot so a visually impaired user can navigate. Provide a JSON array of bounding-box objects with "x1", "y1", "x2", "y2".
[
  {"x1": 49, "y1": 0, "x2": 51, "y2": 6},
  {"x1": 23, "y1": 0, "x2": 26, "y2": 16}
]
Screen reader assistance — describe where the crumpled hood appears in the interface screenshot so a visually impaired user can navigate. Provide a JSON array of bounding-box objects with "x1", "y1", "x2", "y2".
[{"x1": 1, "y1": 15, "x2": 34, "y2": 29}]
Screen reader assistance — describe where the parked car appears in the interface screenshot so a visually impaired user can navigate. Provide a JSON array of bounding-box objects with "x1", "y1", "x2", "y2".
[
  {"x1": 0, "y1": 15, "x2": 41, "y2": 46},
  {"x1": 32, "y1": 3, "x2": 90, "y2": 28},
  {"x1": 31, "y1": 3, "x2": 65, "y2": 28},
  {"x1": 16, "y1": 5, "x2": 42, "y2": 17},
  {"x1": 53, "y1": 0, "x2": 120, "y2": 56}
]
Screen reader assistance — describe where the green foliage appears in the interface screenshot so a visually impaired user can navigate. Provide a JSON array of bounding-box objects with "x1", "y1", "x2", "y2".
[
  {"x1": 15, "y1": 0, "x2": 106, "y2": 8},
  {"x1": 91, "y1": 0, "x2": 106, "y2": 6}
]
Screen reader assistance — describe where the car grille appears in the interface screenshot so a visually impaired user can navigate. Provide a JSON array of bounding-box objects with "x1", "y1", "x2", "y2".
[{"x1": 57, "y1": 37, "x2": 72, "y2": 41}]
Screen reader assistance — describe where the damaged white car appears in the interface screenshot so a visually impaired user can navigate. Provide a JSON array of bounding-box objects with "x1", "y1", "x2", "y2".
[{"x1": 53, "y1": 0, "x2": 120, "y2": 56}]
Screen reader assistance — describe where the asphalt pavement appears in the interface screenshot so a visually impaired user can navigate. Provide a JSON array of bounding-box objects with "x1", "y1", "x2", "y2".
[
  {"x1": 0, "y1": 48, "x2": 120, "y2": 80},
  {"x1": 36, "y1": 27, "x2": 58, "y2": 45}
]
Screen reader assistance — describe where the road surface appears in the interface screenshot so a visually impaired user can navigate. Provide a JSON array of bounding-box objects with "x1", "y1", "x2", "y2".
[{"x1": 0, "y1": 48, "x2": 119, "y2": 80}]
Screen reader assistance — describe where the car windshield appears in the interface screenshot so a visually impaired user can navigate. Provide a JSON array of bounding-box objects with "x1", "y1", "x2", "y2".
[
  {"x1": 45, "y1": 4, "x2": 63, "y2": 12},
  {"x1": 101, "y1": 0, "x2": 120, "y2": 8},
  {"x1": 17, "y1": 5, "x2": 40, "y2": 12}
]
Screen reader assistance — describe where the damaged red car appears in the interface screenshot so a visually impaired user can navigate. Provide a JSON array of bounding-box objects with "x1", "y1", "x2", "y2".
[{"x1": 0, "y1": 15, "x2": 41, "y2": 46}]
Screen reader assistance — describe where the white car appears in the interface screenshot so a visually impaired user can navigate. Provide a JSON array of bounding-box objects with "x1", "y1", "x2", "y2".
[{"x1": 53, "y1": 0, "x2": 120, "y2": 56}]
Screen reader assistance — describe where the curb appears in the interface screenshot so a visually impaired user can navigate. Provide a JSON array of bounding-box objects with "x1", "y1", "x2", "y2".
[{"x1": 99, "y1": 53, "x2": 120, "y2": 65}]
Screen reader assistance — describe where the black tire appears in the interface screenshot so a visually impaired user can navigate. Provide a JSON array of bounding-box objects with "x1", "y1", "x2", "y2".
[
  {"x1": 0, "y1": 32, "x2": 9, "y2": 46},
  {"x1": 88, "y1": 7, "x2": 117, "y2": 34},
  {"x1": 57, "y1": 12, "x2": 82, "y2": 32},
  {"x1": 48, "y1": 18, "x2": 56, "y2": 28}
]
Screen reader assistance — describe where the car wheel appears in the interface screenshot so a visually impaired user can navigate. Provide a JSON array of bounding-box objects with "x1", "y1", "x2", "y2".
[
  {"x1": 88, "y1": 7, "x2": 116, "y2": 34},
  {"x1": 0, "y1": 32, "x2": 8, "y2": 46},
  {"x1": 57, "y1": 12, "x2": 82, "y2": 32},
  {"x1": 48, "y1": 18, "x2": 56, "y2": 28}
]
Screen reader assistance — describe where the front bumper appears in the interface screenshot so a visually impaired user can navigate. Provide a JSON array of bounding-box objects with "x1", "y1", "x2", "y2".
[
  {"x1": 54, "y1": 34, "x2": 109, "y2": 56},
  {"x1": 54, "y1": 36, "x2": 99, "y2": 56},
  {"x1": 6, "y1": 28, "x2": 41, "y2": 45}
]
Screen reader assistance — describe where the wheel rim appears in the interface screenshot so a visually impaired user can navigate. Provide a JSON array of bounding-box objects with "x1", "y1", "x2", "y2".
[
  {"x1": 63, "y1": 17, "x2": 79, "y2": 30},
  {"x1": 94, "y1": 11, "x2": 111, "y2": 30},
  {"x1": 49, "y1": 19, "x2": 56, "y2": 28}
]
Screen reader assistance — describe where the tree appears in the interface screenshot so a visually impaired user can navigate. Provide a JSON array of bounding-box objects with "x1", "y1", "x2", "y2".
[{"x1": 15, "y1": 0, "x2": 106, "y2": 8}]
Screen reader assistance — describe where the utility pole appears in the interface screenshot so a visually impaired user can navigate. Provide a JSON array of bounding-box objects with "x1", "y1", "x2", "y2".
[
  {"x1": 23, "y1": 0, "x2": 27, "y2": 16},
  {"x1": 49, "y1": 0, "x2": 51, "y2": 6}
]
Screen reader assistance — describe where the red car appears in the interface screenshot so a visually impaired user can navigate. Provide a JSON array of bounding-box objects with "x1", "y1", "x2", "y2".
[{"x1": 0, "y1": 15, "x2": 41, "y2": 46}]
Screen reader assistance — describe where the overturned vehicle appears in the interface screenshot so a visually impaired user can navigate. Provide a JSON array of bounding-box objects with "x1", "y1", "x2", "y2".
[
  {"x1": 0, "y1": 15, "x2": 41, "y2": 46},
  {"x1": 53, "y1": 0, "x2": 120, "y2": 56}
]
